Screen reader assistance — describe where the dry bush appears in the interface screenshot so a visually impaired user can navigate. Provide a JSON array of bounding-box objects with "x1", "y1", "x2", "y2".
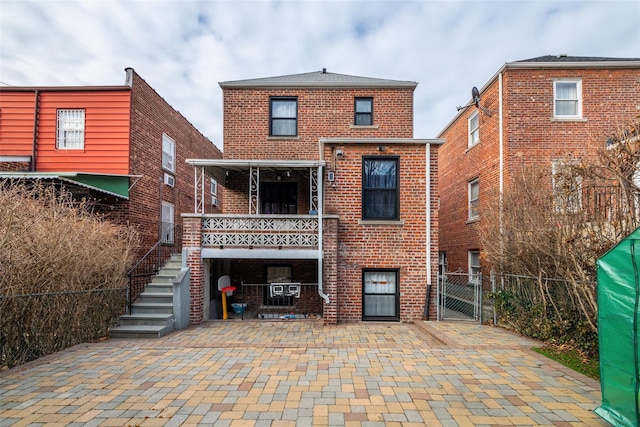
[
  {"x1": 479, "y1": 118, "x2": 640, "y2": 355},
  {"x1": 0, "y1": 180, "x2": 139, "y2": 368}
]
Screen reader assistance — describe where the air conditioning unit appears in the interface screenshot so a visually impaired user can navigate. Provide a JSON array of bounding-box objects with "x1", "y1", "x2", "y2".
[
  {"x1": 164, "y1": 173, "x2": 175, "y2": 187},
  {"x1": 212, "y1": 195, "x2": 218, "y2": 207}
]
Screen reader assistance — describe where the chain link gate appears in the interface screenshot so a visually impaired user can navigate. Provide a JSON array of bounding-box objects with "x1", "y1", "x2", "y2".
[{"x1": 437, "y1": 272, "x2": 482, "y2": 321}]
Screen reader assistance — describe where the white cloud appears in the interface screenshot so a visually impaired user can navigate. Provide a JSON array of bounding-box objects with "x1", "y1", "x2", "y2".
[{"x1": 1, "y1": 0, "x2": 639, "y2": 149}]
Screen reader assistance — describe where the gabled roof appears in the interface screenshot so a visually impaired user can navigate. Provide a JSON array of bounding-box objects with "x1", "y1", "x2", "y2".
[
  {"x1": 517, "y1": 55, "x2": 640, "y2": 63},
  {"x1": 219, "y1": 70, "x2": 417, "y2": 89},
  {"x1": 437, "y1": 54, "x2": 640, "y2": 137}
]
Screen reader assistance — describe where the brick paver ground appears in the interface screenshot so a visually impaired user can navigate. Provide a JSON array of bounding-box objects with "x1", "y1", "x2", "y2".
[{"x1": 0, "y1": 320, "x2": 608, "y2": 426}]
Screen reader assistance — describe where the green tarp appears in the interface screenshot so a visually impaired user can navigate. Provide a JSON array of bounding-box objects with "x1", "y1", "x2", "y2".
[{"x1": 595, "y1": 227, "x2": 640, "y2": 427}]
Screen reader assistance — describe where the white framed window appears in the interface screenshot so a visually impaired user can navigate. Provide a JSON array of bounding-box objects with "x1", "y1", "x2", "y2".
[
  {"x1": 56, "y1": 109, "x2": 85, "y2": 149},
  {"x1": 468, "y1": 178, "x2": 479, "y2": 220},
  {"x1": 468, "y1": 110, "x2": 479, "y2": 148},
  {"x1": 162, "y1": 133, "x2": 176, "y2": 173},
  {"x1": 161, "y1": 201, "x2": 175, "y2": 244},
  {"x1": 554, "y1": 79, "x2": 582, "y2": 119},
  {"x1": 552, "y1": 160, "x2": 582, "y2": 212},
  {"x1": 468, "y1": 250, "x2": 481, "y2": 283},
  {"x1": 211, "y1": 178, "x2": 218, "y2": 206}
]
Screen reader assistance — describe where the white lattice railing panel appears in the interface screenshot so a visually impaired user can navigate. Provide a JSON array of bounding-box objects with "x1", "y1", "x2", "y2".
[{"x1": 200, "y1": 215, "x2": 319, "y2": 248}]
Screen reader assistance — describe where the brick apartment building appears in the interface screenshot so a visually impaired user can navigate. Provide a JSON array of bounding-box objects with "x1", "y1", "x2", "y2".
[
  {"x1": 0, "y1": 68, "x2": 222, "y2": 262},
  {"x1": 183, "y1": 69, "x2": 442, "y2": 324},
  {"x1": 437, "y1": 55, "x2": 640, "y2": 281}
]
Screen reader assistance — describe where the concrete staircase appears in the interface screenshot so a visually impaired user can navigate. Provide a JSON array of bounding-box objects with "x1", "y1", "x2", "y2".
[{"x1": 109, "y1": 253, "x2": 182, "y2": 339}]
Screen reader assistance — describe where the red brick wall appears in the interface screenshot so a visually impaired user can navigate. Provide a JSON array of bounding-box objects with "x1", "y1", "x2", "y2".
[
  {"x1": 222, "y1": 87, "x2": 415, "y2": 160},
  {"x1": 438, "y1": 66, "x2": 640, "y2": 277},
  {"x1": 219, "y1": 82, "x2": 439, "y2": 323},
  {"x1": 128, "y1": 69, "x2": 223, "y2": 257},
  {"x1": 324, "y1": 142, "x2": 438, "y2": 322}
]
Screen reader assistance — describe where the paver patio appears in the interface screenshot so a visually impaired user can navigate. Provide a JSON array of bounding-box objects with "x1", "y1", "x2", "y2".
[{"x1": 0, "y1": 320, "x2": 608, "y2": 426}]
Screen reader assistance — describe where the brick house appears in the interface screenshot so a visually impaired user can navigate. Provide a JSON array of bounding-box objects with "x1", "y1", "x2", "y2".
[
  {"x1": 0, "y1": 68, "x2": 223, "y2": 264},
  {"x1": 184, "y1": 69, "x2": 442, "y2": 324},
  {"x1": 437, "y1": 55, "x2": 640, "y2": 280}
]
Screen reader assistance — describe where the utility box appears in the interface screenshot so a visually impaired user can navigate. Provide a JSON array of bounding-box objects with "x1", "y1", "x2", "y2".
[{"x1": 595, "y1": 227, "x2": 640, "y2": 427}]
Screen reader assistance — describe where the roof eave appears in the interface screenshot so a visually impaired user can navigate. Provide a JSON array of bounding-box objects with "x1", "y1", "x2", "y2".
[{"x1": 219, "y1": 81, "x2": 418, "y2": 90}]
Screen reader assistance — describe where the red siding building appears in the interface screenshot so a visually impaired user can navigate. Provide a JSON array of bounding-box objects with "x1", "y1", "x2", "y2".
[
  {"x1": 437, "y1": 55, "x2": 640, "y2": 280},
  {"x1": 0, "y1": 68, "x2": 223, "y2": 262},
  {"x1": 184, "y1": 70, "x2": 442, "y2": 324}
]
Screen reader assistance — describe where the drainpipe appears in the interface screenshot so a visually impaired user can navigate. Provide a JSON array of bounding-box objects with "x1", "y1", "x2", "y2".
[
  {"x1": 425, "y1": 142, "x2": 432, "y2": 319},
  {"x1": 499, "y1": 72, "x2": 505, "y2": 277},
  {"x1": 317, "y1": 164, "x2": 330, "y2": 304},
  {"x1": 31, "y1": 90, "x2": 40, "y2": 171}
]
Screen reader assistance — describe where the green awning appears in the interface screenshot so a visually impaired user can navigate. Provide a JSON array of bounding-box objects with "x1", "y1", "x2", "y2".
[{"x1": 0, "y1": 172, "x2": 134, "y2": 199}]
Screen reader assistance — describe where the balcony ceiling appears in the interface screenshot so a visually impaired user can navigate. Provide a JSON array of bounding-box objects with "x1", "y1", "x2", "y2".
[{"x1": 186, "y1": 159, "x2": 326, "y2": 183}]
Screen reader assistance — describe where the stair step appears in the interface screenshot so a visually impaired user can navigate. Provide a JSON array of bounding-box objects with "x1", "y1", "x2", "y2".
[
  {"x1": 131, "y1": 302, "x2": 173, "y2": 315},
  {"x1": 109, "y1": 324, "x2": 171, "y2": 339},
  {"x1": 118, "y1": 313, "x2": 174, "y2": 326},
  {"x1": 136, "y1": 293, "x2": 173, "y2": 304},
  {"x1": 146, "y1": 283, "x2": 173, "y2": 293}
]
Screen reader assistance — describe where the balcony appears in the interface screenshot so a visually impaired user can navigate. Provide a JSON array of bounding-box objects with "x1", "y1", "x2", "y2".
[{"x1": 199, "y1": 214, "x2": 320, "y2": 259}]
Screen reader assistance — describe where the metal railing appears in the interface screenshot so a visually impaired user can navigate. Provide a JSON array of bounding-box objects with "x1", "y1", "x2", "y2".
[
  {"x1": 126, "y1": 223, "x2": 182, "y2": 314},
  {"x1": 220, "y1": 282, "x2": 322, "y2": 319}
]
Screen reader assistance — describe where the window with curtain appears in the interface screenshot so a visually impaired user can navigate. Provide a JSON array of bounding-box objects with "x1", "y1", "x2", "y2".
[
  {"x1": 354, "y1": 97, "x2": 373, "y2": 125},
  {"x1": 270, "y1": 97, "x2": 297, "y2": 136},
  {"x1": 554, "y1": 80, "x2": 582, "y2": 118},
  {"x1": 362, "y1": 157, "x2": 399, "y2": 220},
  {"x1": 468, "y1": 178, "x2": 479, "y2": 220},
  {"x1": 56, "y1": 109, "x2": 85, "y2": 149},
  {"x1": 363, "y1": 269, "x2": 399, "y2": 319},
  {"x1": 468, "y1": 110, "x2": 479, "y2": 147},
  {"x1": 162, "y1": 133, "x2": 176, "y2": 173}
]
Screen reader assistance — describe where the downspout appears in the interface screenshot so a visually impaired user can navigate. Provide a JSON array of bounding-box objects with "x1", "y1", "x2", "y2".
[
  {"x1": 499, "y1": 72, "x2": 505, "y2": 276},
  {"x1": 425, "y1": 142, "x2": 432, "y2": 319},
  {"x1": 31, "y1": 90, "x2": 40, "y2": 171},
  {"x1": 317, "y1": 164, "x2": 330, "y2": 303}
]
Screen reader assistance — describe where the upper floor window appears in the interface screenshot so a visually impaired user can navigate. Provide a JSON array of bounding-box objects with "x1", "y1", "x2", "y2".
[
  {"x1": 354, "y1": 97, "x2": 373, "y2": 126},
  {"x1": 270, "y1": 97, "x2": 297, "y2": 136},
  {"x1": 468, "y1": 110, "x2": 479, "y2": 148},
  {"x1": 362, "y1": 157, "x2": 399, "y2": 220},
  {"x1": 162, "y1": 133, "x2": 176, "y2": 173},
  {"x1": 554, "y1": 79, "x2": 582, "y2": 119},
  {"x1": 56, "y1": 109, "x2": 85, "y2": 149},
  {"x1": 468, "y1": 178, "x2": 479, "y2": 220}
]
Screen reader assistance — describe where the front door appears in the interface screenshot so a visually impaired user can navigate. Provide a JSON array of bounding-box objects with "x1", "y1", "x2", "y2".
[
  {"x1": 362, "y1": 269, "x2": 399, "y2": 321},
  {"x1": 261, "y1": 182, "x2": 297, "y2": 214}
]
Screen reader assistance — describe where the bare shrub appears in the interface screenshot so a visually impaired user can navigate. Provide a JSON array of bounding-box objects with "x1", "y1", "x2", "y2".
[
  {"x1": 479, "y1": 117, "x2": 640, "y2": 356},
  {"x1": 0, "y1": 180, "x2": 139, "y2": 368}
]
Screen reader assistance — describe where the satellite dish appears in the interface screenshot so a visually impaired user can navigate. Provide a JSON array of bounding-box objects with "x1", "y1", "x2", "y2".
[
  {"x1": 471, "y1": 87, "x2": 480, "y2": 107},
  {"x1": 456, "y1": 86, "x2": 492, "y2": 116}
]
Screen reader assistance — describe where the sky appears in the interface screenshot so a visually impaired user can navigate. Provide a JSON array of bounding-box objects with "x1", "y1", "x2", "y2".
[{"x1": 1, "y1": 0, "x2": 639, "y2": 150}]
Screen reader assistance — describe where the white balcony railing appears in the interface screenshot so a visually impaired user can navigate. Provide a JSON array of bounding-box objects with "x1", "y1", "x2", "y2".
[{"x1": 201, "y1": 214, "x2": 319, "y2": 248}]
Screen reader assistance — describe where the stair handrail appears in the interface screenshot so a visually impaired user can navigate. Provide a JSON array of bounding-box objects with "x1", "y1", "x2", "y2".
[{"x1": 127, "y1": 223, "x2": 182, "y2": 314}]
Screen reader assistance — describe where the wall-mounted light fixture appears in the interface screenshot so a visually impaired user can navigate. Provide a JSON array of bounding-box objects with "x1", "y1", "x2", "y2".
[{"x1": 377, "y1": 145, "x2": 385, "y2": 151}]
